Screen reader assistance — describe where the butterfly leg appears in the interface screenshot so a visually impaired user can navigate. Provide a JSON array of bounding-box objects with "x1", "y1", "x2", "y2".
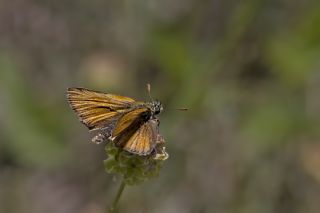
[{"x1": 156, "y1": 134, "x2": 165, "y2": 144}]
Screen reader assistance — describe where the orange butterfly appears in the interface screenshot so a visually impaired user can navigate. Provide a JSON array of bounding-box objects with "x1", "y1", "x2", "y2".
[{"x1": 66, "y1": 86, "x2": 164, "y2": 156}]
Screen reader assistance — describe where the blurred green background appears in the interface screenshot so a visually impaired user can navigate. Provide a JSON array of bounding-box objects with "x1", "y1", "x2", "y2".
[{"x1": 1, "y1": 0, "x2": 320, "y2": 212}]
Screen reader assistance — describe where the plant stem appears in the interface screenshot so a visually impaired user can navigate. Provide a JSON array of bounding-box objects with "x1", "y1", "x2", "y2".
[{"x1": 109, "y1": 179, "x2": 126, "y2": 213}]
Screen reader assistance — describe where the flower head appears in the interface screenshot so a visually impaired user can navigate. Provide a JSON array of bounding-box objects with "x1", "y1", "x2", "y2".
[{"x1": 104, "y1": 141, "x2": 168, "y2": 185}]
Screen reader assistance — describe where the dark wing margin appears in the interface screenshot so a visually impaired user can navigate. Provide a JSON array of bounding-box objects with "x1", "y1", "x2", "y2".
[{"x1": 66, "y1": 87, "x2": 135, "y2": 130}]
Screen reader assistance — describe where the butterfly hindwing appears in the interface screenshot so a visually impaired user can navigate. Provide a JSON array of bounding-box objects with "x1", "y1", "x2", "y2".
[
  {"x1": 90, "y1": 116, "x2": 120, "y2": 144},
  {"x1": 124, "y1": 119, "x2": 161, "y2": 155}
]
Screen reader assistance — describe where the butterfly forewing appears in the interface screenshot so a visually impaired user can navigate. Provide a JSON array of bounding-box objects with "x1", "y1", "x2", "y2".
[
  {"x1": 67, "y1": 87, "x2": 135, "y2": 130},
  {"x1": 112, "y1": 107, "x2": 150, "y2": 137}
]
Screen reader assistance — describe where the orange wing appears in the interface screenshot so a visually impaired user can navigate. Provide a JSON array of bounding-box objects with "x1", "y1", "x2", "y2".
[
  {"x1": 112, "y1": 108, "x2": 150, "y2": 137},
  {"x1": 67, "y1": 87, "x2": 136, "y2": 130},
  {"x1": 122, "y1": 119, "x2": 161, "y2": 155}
]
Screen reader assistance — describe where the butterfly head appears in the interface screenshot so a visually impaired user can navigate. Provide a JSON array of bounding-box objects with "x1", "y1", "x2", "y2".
[{"x1": 150, "y1": 100, "x2": 163, "y2": 115}]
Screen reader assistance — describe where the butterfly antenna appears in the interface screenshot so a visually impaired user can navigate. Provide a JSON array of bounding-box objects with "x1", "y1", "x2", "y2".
[
  {"x1": 147, "y1": 83, "x2": 154, "y2": 102},
  {"x1": 175, "y1": 108, "x2": 188, "y2": 111}
]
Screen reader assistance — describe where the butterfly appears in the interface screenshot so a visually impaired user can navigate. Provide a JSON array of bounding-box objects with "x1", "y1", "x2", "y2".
[{"x1": 66, "y1": 86, "x2": 165, "y2": 156}]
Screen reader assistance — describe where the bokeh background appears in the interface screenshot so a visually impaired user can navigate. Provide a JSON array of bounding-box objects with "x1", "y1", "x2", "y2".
[{"x1": 1, "y1": 0, "x2": 320, "y2": 212}]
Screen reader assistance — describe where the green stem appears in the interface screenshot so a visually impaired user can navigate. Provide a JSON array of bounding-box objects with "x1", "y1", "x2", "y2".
[{"x1": 109, "y1": 179, "x2": 126, "y2": 213}]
